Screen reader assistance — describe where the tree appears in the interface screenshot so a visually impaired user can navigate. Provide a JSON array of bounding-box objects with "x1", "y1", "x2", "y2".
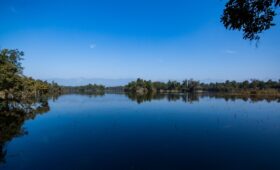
[
  {"x1": 0, "y1": 49, "x2": 24, "y2": 99},
  {"x1": 153, "y1": 81, "x2": 167, "y2": 91},
  {"x1": 221, "y1": 0, "x2": 279, "y2": 41},
  {"x1": 188, "y1": 79, "x2": 200, "y2": 92},
  {"x1": 166, "y1": 81, "x2": 181, "y2": 91},
  {"x1": 0, "y1": 49, "x2": 61, "y2": 100},
  {"x1": 181, "y1": 80, "x2": 189, "y2": 91}
]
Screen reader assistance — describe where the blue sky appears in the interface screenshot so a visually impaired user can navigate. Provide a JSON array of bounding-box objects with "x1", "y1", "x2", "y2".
[{"x1": 1, "y1": 0, "x2": 280, "y2": 85}]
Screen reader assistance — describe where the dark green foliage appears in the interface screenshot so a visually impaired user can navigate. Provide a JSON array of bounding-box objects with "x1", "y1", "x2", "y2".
[
  {"x1": 125, "y1": 78, "x2": 280, "y2": 94},
  {"x1": 0, "y1": 49, "x2": 61, "y2": 100},
  {"x1": 105, "y1": 86, "x2": 125, "y2": 93},
  {"x1": 125, "y1": 78, "x2": 203, "y2": 93},
  {"x1": 0, "y1": 49, "x2": 24, "y2": 94},
  {"x1": 62, "y1": 84, "x2": 105, "y2": 94},
  {"x1": 125, "y1": 78, "x2": 156, "y2": 94},
  {"x1": 202, "y1": 79, "x2": 280, "y2": 93},
  {"x1": 166, "y1": 81, "x2": 181, "y2": 91},
  {"x1": 152, "y1": 81, "x2": 167, "y2": 91},
  {"x1": 221, "y1": 0, "x2": 279, "y2": 41}
]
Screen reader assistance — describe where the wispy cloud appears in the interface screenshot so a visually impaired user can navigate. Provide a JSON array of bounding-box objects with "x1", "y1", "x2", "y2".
[
  {"x1": 89, "y1": 43, "x2": 96, "y2": 49},
  {"x1": 225, "y1": 49, "x2": 237, "y2": 54}
]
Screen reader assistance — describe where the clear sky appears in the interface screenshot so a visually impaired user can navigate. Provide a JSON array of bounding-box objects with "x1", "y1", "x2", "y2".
[{"x1": 1, "y1": 0, "x2": 280, "y2": 84}]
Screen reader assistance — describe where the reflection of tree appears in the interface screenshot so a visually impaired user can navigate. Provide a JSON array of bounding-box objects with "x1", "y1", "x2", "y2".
[
  {"x1": 125, "y1": 92, "x2": 280, "y2": 104},
  {"x1": 79, "y1": 92, "x2": 105, "y2": 98},
  {"x1": 167, "y1": 94, "x2": 181, "y2": 102},
  {"x1": 125, "y1": 92, "x2": 163, "y2": 104},
  {"x1": 0, "y1": 98, "x2": 50, "y2": 164},
  {"x1": 62, "y1": 91, "x2": 105, "y2": 98},
  {"x1": 181, "y1": 93, "x2": 200, "y2": 103},
  {"x1": 206, "y1": 92, "x2": 280, "y2": 103},
  {"x1": 125, "y1": 92, "x2": 201, "y2": 104}
]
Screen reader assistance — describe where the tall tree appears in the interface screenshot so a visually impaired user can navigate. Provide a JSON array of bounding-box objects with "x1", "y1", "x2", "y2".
[{"x1": 0, "y1": 49, "x2": 24, "y2": 99}]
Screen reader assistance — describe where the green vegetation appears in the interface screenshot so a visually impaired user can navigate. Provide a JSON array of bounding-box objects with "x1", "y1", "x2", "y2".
[
  {"x1": 105, "y1": 86, "x2": 125, "y2": 93},
  {"x1": 62, "y1": 84, "x2": 105, "y2": 94},
  {"x1": 125, "y1": 78, "x2": 280, "y2": 96},
  {"x1": 222, "y1": 0, "x2": 280, "y2": 41},
  {"x1": 0, "y1": 49, "x2": 61, "y2": 101},
  {"x1": 124, "y1": 78, "x2": 202, "y2": 94}
]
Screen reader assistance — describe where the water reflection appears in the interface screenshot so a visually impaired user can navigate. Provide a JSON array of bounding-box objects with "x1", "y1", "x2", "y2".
[
  {"x1": 125, "y1": 92, "x2": 280, "y2": 104},
  {"x1": 207, "y1": 92, "x2": 280, "y2": 103},
  {"x1": 0, "y1": 97, "x2": 51, "y2": 164},
  {"x1": 1, "y1": 92, "x2": 280, "y2": 168},
  {"x1": 62, "y1": 91, "x2": 105, "y2": 98}
]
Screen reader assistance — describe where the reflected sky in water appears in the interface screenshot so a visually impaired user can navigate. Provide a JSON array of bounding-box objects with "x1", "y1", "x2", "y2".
[{"x1": 1, "y1": 94, "x2": 280, "y2": 170}]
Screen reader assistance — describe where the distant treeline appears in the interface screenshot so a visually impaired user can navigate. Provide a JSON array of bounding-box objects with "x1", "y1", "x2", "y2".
[
  {"x1": 2, "y1": 48, "x2": 280, "y2": 100},
  {"x1": 0, "y1": 49, "x2": 61, "y2": 101},
  {"x1": 105, "y1": 86, "x2": 125, "y2": 93},
  {"x1": 61, "y1": 84, "x2": 105, "y2": 94},
  {"x1": 124, "y1": 78, "x2": 280, "y2": 96}
]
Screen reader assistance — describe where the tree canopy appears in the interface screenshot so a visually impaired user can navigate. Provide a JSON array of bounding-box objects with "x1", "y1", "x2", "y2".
[
  {"x1": 221, "y1": 0, "x2": 279, "y2": 41},
  {"x1": 0, "y1": 49, "x2": 24, "y2": 94},
  {"x1": 0, "y1": 49, "x2": 61, "y2": 100},
  {"x1": 125, "y1": 78, "x2": 280, "y2": 96}
]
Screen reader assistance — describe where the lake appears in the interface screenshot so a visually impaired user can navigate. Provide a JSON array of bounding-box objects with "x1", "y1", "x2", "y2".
[{"x1": 1, "y1": 93, "x2": 280, "y2": 170}]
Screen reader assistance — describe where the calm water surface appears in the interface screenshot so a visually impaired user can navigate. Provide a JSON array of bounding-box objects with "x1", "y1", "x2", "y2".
[{"x1": 1, "y1": 94, "x2": 280, "y2": 170}]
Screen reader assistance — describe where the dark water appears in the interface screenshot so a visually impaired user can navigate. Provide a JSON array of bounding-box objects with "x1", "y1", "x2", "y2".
[{"x1": 1, "y1": 94, "x2": 280, "y2": 170}]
